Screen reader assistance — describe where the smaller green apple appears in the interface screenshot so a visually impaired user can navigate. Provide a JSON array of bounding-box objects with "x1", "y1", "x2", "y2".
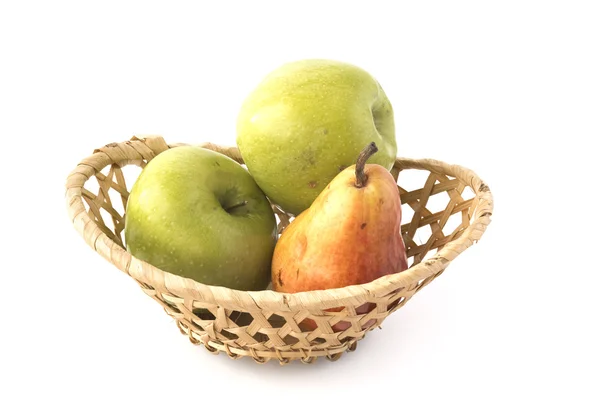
[{"x1": 124, "y1": 146, "x2": 277, "y2": 291}]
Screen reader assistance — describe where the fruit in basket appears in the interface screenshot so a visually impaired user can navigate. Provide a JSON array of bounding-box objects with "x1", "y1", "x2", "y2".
[
  {"x1": 236, "y1": 59, "x2": 397, "y2": 215},
  {"x1": 271, "y1": 142, "x2": 408, "y2": 331},
  {"x1": 124, "y1": 146, "x2": 277, "y2": 291}
]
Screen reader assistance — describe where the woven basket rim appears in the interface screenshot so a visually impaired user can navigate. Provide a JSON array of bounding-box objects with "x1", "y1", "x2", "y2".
[{"x1": 65, "y1": 135, "x2": 493, "y2": 312}]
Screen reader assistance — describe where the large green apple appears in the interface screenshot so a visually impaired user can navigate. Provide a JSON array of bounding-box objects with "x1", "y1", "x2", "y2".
[
  {"x1": 124, "y1": 146, "x2": 277, "y2": 291},
  {"x1": 236, "y1": 59, "x2": 397, "y2": 215}
]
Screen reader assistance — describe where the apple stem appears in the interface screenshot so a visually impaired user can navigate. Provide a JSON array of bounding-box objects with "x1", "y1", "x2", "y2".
[
  {"x1": 225, "y1": 200, "x2": 248, "y2": 213},
  {"x1": 355, "y1": 142, "x2": 378, "y2": 188}
]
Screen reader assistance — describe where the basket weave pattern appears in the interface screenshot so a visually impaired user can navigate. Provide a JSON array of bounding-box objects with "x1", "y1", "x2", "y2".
[{"x1": 65, "y1": 136, "x2": 493, "y2": 364}]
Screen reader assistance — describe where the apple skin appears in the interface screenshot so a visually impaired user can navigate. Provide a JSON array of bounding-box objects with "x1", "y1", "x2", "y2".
[
  {"x1": 236, "y1": 59, "x2": 397, "y2": 215},
  {"x1": 124, "y1": 146, "x2": 277, "y2": 291}
]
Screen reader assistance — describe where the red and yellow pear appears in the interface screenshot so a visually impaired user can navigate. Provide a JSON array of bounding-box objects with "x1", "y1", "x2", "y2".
[{"x1": 271, "y1": 142, "x2": 408, "y2": 331}]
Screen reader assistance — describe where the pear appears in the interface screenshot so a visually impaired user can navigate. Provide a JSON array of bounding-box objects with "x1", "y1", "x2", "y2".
[{"x1": 271, "y1": 142, "x2": 408, "y2": 331}]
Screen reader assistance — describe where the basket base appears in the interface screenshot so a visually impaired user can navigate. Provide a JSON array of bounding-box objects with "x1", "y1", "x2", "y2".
[{"x1": 176, "y1": 320, "x2": 363, "y2": 365}]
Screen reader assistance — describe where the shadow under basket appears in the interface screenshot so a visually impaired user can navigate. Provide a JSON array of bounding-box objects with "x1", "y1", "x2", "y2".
[{"x1": 65, "y1": 136, "x2": 493, "y2": 365}]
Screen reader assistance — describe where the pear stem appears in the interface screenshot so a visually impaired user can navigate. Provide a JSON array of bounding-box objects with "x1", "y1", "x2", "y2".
[{"x1": 355, "y1": 142, "x2": 379, "y2": 188}]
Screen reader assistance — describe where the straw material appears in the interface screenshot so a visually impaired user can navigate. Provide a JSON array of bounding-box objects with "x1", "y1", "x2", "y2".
[{"x1": 65, "y1": 136, "x2": 493, "y2": 364}]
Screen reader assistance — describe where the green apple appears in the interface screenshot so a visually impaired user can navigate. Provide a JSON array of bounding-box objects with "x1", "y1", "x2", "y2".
[
  {"x1": 236, "y1": 59, "x2": 397, "y2": 215},
  {"x1": 124, "y1": 146, "x2": 277, "y2": 291}
]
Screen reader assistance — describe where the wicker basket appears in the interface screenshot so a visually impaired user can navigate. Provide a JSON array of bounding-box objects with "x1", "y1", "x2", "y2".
[{"x1": 65, "y1": 135, "x2": 493, "y2": 364}]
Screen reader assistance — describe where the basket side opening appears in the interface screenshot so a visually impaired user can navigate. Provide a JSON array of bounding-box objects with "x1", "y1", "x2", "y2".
[{"x1": 397, "y1": 167, "x2": 478, "y2": 267}]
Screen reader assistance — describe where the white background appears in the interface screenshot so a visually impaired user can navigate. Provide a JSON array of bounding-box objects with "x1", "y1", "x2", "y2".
[{"x1": 1, "y1": 1, "x2": 599, "y2": 399}]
